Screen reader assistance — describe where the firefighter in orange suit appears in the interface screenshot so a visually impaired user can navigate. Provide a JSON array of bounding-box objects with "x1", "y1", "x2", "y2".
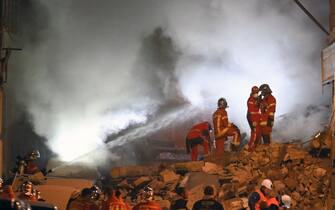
[
  {"x1": 259, "y1": 84, "x2": 276, "y2": 144},
  {"x1": 212, "y1": 98, "x2": 241, "y2": 155},
  {"x1": 185, "y1": 122, "x2": 212, "y2": 161},
  {"x1": 132, "y1": 186, "x2": 162, "y2": 210},
  {"x1": 247, "y1": 86, "x2": 261, "y2": 152}
]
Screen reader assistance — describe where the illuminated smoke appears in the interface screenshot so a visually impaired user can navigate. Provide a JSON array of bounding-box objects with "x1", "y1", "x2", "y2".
[{"x1": 11, "y1": 0, "x2": 330, "y2": 162}]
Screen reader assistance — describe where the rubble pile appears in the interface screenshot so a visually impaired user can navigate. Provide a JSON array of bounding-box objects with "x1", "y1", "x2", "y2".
[{"x1": 109, "y1": 143, "x2": 330, "y2": 210}]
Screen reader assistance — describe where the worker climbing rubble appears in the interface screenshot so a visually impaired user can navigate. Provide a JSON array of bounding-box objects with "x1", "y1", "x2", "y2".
[
  {"x1": 185, "y1": 121, "x2": 212, "y2": 161},
  {"x1": 13, "y1": 150, "x2": 42, "y2": 176},
  {"x1": 259, "y1": 84, "x2": 276, "y2": 144},
  {"x1": 213, "y1": 98, "x2": 241, "y2": 155},
  {"x1": 247, "y1": 86, "x2": 261, "y2": 152}
]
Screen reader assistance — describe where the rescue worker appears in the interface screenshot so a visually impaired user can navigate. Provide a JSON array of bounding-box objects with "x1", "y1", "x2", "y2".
[
  {"x1": 17, "y1": 181, "x2": 37, "y2": 202},
  {"x1": 267, "y1": 194, "x2": 291, "y2": 210},
  {"x1": 68, "y1": 188, "x2": 100, "y2": 210},
  {"x1": 213, "y1": 98, "x2": 241, "y2": 155},
  {"x1": 170, "y1": 187, "x2": 189, "y2": 210},
  {"x1": 248, "y1": 179, "x2": 273, "y2": 210},
  {"x1": 259, "y1": 84, "x2": 276, "y2": 144},
  {"x1": 247, "y1": 86, "x2": 261, "y2": 152},
  {"x1": 24, "y1": 150, "x2": 41, "y2": 174},
  {"x1": 104, "y1": 187, "x2": 130, "y2": 210},
  {"x1": 192, "y1": 185, "x2": 224, "y2": 210},
  {"x1": 132, "y1": 186, "x2": 162, "y2": 210},
  {"x1": 185, "y1": 121, "x2": 212, "y2": 161},
  {"x1": 0, "y1": 177, "x2": 15, "y2": 199}
]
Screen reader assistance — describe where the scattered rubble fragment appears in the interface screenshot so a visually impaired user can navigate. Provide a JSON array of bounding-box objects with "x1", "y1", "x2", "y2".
[{"x1": 108, "y1": 143, "x2": 331, "y2": 210}]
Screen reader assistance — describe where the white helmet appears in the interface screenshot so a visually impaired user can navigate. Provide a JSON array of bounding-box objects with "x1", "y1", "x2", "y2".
[
  {"x1": 261, "y1": 179, "x2": 273, "y2": 190},
  {"x1": 281, "y1": 194, "x2": 291, "y2": 208}
]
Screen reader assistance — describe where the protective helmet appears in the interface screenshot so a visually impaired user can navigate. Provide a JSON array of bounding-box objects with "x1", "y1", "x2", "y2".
[
  {"x1": 251, "y1": 86, "x2": 259, "y2": 94},
  {"x1": 27, "y1": 150, "x2": 40, "y2": 160},
  {"x1": 90, "y1": 185, "x2": 102, "y2": 200},
  {"x1": 281, "y1": 194, "x2": 291, "y2": 208},
  {"x1": 143, "y1": 186, "x2": 154, "y2": 201},
  {"x1": 261, "y1": 179, "x2": 273, "y2": 190},
  {"x1": 259, "y1": 84, "x2": 272, "y2": 95},
  {"x1": 21, "y1": 181, "x2": 33, "y2": 193},
  {"x1": 217, "y1": 98, "x2": 228, "y2": 108}
]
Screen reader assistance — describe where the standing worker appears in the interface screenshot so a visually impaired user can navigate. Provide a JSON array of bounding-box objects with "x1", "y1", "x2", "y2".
[
  {"x1": 213, "y1": 98, "x2": 241, "y2": 155},
  {"x1": 259, "y1": 84, "x2": 276, "y2": 144},
  {"x1": 185, "y1": 121, "x2": 212, "y2": 161},
  {"x1": 248, "y1": 179, "x2": 273, "y2": 210},
  {"x1": 247, "y1": 86, "x2": 261, "y2": 152}
]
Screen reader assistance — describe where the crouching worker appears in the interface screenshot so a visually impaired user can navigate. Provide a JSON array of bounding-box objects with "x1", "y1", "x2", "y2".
[{"x1": 186, "y1": 122, "x2": 212, "y2": 161}]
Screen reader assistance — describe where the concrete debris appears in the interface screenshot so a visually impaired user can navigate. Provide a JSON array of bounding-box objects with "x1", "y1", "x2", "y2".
[
  {"x1": 110, "y1": 165, "x2": 158, "y2": 179},
  {"x1": 108, "y1": 143, "x2": 330, "y2": 210},
  {"x1": 202, "y1": 162, "x2": 224, "y2": 175},
  {"x1": 133, "y1": 176, "x2": 151, "y2": 187},
  {"x1": 159, "y1": 169, "x2": 180, "y2": 183}
]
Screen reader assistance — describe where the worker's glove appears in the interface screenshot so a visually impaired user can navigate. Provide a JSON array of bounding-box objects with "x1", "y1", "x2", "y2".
[{"x1": 252, "y1": 122, "x2": 257, "y2": 129}]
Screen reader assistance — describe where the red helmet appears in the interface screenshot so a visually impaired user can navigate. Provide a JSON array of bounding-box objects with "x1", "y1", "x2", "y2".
[{"x1": 251, "y1": 86, "x2": 259, "y2": 94}]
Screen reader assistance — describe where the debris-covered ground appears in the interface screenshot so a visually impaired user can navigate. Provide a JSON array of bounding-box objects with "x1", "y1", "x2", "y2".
[{"x1": 108, "y1": 143, "x2": 331, "y2": 210}]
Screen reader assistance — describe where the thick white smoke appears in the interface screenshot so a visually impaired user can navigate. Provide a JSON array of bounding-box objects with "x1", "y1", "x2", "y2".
[{"x1": 12, "y1": 0, "x2": 330, "y2": 162}]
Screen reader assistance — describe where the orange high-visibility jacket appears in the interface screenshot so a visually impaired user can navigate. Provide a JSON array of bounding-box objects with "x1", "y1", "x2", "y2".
[
  {"x1": 255, "y1": 190, "x2": 269, "y2": 210},
  {"x1": 266, "y1": 197, "x2": 279, "y2": 208}
]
